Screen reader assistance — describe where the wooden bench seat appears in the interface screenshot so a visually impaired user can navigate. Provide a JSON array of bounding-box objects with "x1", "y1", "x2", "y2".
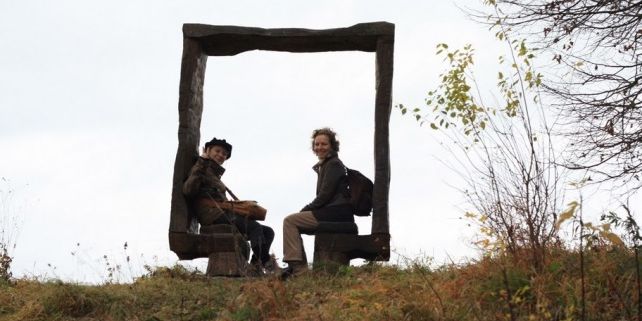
[{"x1": 312, "y1": 221, "x2": 389, "y2": 272}]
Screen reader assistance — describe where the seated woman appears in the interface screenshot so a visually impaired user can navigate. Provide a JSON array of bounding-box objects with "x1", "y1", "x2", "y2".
[
  {"x1": 183, "y1": 137, "x2": 276, "y2": 274},
  {"x1": 282, "y1": 127, "x2": 353, "y2": 277}
]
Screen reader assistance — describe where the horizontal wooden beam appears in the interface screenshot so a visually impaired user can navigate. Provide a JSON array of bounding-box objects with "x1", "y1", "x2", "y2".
[
  {"x1": 169, "y1": 232, "x2": 248, "y2": 260},
  {"x1": 183, "y1": 22, "x2": 394, "y2": 55}
]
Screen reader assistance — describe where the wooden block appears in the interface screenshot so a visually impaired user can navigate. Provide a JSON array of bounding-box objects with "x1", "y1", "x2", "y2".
[
  {"x1": 206, "y1": 251, "x2": 248, "y2": 277},
  {"x1": 313, "y1": 251, "x2": 349, "y2": 273},
  {"x1": 204, "y1": 230, "x2": 250, "y2": 277},
  {"x1": 313, "y1": 233, "x2": 390, "y2": 270}
]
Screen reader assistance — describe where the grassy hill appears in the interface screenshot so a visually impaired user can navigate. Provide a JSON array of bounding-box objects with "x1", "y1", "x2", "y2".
[{"x1": 0, "y1": 246, "x2": 639, "y2": 321}]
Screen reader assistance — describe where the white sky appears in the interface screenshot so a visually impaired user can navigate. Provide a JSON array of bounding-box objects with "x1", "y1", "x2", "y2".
[{"x1": 2, "y1": 0, "x2": 628, "y2": 283}]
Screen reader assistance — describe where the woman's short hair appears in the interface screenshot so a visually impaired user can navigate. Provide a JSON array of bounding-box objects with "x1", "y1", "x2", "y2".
[{"x1": 311, "y1": 127, "x2": 340, "y2": 152}]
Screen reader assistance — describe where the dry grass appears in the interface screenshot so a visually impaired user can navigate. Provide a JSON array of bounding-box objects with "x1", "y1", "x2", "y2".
[{"x1": 0, "y1": 246, "x2": 639, "y2": 321}]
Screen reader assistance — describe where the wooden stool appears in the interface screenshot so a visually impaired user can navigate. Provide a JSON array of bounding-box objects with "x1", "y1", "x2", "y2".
[
  {"x1": 199, "y1": 224, "x2": 250, "y2": 277},
  {"x1": 313, "y1": 222, "x2": 358, "y2": 272}
]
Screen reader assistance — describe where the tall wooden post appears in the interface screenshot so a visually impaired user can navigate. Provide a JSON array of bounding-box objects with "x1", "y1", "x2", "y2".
[
  {"x1": 169, "y1": 38, "x2": 207, "y2": 237},
  {"x1": 372, "y1": 33, "x2": 394, "y2": 235}
]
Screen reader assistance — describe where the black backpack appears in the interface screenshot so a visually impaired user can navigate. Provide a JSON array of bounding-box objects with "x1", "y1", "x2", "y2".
[{"x1": 346, "y1": 168, "x2": 374, "y2": 216}]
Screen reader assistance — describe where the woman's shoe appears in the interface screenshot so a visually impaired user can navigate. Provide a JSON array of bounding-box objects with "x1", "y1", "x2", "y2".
[{"x1": 280, "y1": 261, "x2": 308, "y2": 280}]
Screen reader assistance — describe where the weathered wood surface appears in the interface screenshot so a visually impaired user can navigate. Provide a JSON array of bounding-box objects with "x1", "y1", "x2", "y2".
[
  {"x1": 206, "y1": 245, "x2": 249, "y2": 277},
  {"x1": 313, "y1": 233, "x2": 390, "y2": 263},
  {"x1": 313, "y1": 251, "x2": 350, "y2": 273},
  {"x1": 169, "y1": 37, "x2": 208, "y2": 236},
  {"x1": 169, "y1": 231, "x2": 248, "y2": 260},
  {"x1": 372, "y1": 34, "x2": 394, "y2": 235},
  {"x1": 183, "y1": 22, "x2": 394, "y2": 56},
  {"x1": 169, "y1": 22, "x2": 394, "y2": 262}
]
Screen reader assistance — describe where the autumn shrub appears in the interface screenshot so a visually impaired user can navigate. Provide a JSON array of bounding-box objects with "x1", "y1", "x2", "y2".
[
  {"x1": 0, "y1": 244, "x2": 11, "y2": 284},
  {"x1": 468, "y1": 245, "x2": 640, "y2": 321},
  {"x1": 0, "y1": 178, "x2": 20, "y2": 285}
]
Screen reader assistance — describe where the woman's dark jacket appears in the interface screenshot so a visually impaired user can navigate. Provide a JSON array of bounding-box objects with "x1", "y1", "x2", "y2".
[
  {"x1": 182, "y1": 157, "x2": 229, "y2": 225},
  {"x1": 301, "y1": 152, "x2": 353, "y2": 222}
]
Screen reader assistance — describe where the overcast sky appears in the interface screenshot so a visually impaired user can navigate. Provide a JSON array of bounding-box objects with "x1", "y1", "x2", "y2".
[{"x1": 2, "y1": 0, "x2": 625, "y2": 283}]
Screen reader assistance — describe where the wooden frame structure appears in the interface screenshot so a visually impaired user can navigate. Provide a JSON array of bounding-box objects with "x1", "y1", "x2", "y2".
[{"x1": 169, "y1": 22, "x2": 394, "y2": 263}]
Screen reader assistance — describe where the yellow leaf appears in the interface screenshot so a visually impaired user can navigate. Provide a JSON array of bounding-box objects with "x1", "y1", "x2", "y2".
[
  {"x1": 584, "y1": 222, "x2": 597, "y2": 232},
  {"x1": 555, "y1": 201, "x2": 579, "y2": 230},
  {"x1": 600, "y1": 231, "x2": 625, "y2": 246}
]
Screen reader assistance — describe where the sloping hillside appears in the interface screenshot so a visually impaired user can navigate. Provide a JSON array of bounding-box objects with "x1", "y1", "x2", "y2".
[{"x1": 0, "y1": 247, "x2": 638, "y2": 321}]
